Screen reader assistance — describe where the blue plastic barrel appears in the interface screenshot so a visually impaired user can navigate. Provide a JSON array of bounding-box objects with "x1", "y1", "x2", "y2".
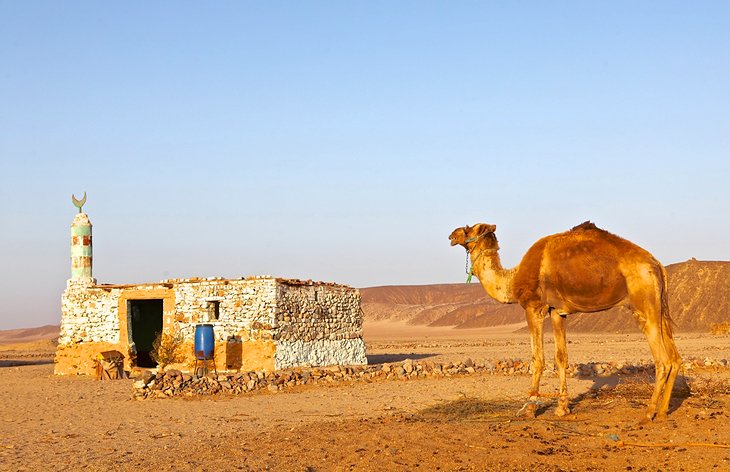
[{"x1": 194, "y1": 324, "x2": 215, "y2": 360}]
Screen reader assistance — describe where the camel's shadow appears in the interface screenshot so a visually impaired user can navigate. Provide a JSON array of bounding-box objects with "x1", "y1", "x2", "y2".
[{"x1": 540, "y1": 370, "x2": 692, "y2": 417}]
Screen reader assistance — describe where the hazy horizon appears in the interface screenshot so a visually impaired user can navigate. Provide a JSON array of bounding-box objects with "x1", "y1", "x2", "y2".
[{"x1": 1, "y1": 2, "x2": 728, "y2": 329}]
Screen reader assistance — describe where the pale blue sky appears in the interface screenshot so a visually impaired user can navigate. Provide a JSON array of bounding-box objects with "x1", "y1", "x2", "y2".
[{"x1": 1, "y1": 2, "x2": 728, "y2": 329}]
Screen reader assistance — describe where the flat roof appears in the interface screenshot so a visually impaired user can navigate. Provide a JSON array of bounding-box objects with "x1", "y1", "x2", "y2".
[{"x1": 92, "y1": 275, "x2": 352, "y2": 290}]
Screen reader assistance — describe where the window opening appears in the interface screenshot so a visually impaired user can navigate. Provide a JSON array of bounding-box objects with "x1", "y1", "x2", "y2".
[{"x1": 207, "y1": 301, "x2": 220, "y2": 321}]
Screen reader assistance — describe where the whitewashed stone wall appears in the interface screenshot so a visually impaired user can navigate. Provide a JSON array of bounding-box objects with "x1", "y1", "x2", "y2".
[
  {"x1": 272, "y1": 283, "x2": 367, "y2": 369},
  {"x1": 274, "y1": 339, "x2": 367, "y2": 369},
  {"x1": 172, "y1": 277, "x2": 278, "y2": 342},
  {"x1": 58, "y1": 279, "x2": 120, "y2": 344}
]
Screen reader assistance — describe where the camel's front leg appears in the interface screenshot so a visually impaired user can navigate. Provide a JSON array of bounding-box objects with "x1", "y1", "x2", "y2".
[
  {"x1": 550, "y1": 310, "x2": 570, "y2": 416},
  {"x1": 523, "y1": 306, "x2": 546, "y2": 418}
]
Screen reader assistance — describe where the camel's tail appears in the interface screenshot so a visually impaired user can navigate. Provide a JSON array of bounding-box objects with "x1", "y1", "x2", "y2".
[
  {"x1": 659, "y1": 264, "x2": 673, "y2": 338},
  {"x1": 658, "y1": 263, "x2": 680, "y2": 362}
]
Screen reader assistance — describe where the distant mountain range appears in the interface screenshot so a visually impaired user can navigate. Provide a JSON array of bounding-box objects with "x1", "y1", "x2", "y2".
[
  {"x1": 0, "y1": 325, "x2": 60, "y2": 344},
  {"x1": 361, "y1": 259, "x2": 730, "y2": 333}
]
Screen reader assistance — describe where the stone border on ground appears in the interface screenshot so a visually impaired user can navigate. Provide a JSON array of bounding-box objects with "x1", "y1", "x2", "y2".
[{"x1": 131, "y1": 356, "x2": 730, "y2": 400}]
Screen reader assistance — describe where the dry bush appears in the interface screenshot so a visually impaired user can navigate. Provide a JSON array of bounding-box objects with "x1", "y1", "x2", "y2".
[
  {"x1": 710, "y1": 322, "x2": 730, "y2": 335},
  {"x1": 151, "y1": 329, "x2": 187, "y2": 371},
  {"x1": 414, "y1": 397, "x2": 517, "y2": 422}
]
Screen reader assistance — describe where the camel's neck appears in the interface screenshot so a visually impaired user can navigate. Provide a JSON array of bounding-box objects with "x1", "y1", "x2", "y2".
[{"x1": 468, "y1": 244, "x2": 517, "y2": 304}]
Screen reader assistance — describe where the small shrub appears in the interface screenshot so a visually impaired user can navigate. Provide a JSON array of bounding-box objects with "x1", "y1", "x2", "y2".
[
  {"x1": 710, "y1": 322, "x2": 730, "y2": 335},
  {"x1": 151, "y1": 329, "x2": 187, "y2": 370}
]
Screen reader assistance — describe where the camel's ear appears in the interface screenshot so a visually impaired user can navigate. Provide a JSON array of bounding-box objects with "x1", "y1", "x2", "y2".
[{"x1": 474, "y1": 223, "x2": 496, "y2": 234}]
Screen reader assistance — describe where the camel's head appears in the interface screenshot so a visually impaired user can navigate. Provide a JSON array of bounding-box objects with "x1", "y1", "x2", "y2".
[{"x1": 449, "y1": 223, "x2": 497, "y2": 248}]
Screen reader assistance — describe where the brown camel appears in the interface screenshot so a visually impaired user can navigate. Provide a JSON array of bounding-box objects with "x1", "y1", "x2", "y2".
[{"x1": 449, "y1": 221, "x2": 681, "y2": 421}]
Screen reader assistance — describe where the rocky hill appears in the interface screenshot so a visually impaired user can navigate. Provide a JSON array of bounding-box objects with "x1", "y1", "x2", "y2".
[
  {"x1": 360, "y1": 259, "x2": 730, "y2": 333},
  {"x1": 360, "y1": 284, "x2": 526, "y2": 328}
]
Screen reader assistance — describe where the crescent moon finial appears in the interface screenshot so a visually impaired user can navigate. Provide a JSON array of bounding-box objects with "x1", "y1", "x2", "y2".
[{"x1": 72, "y1": 192, "x2": 87, "y2": 213}]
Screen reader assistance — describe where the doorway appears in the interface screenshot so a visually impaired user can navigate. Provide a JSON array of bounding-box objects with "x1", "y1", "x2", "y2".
[{"x1": 129, "y1": 299, "x2": 163, "y2": 368}]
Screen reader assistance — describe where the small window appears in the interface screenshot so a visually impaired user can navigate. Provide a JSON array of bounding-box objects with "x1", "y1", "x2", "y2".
[{"x1": 207, "y1": 301, "x2": 220, "y2": 321}]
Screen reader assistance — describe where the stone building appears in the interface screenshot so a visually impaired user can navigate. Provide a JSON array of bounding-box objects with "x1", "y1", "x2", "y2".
[{"x1": 54, "y1": 207, "x2": 367, "y2": 376}]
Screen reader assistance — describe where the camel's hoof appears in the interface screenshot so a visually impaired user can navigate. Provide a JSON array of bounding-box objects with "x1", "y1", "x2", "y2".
[
  {"x1": 518, "y1": 403, "x2": 538, "y2": 418},
  {"x1": 554, "y1": 406, "x2": 570, "y2": 417},
  {"x1": 639, "y1": 415, "x2": 654, "y2": 425}
]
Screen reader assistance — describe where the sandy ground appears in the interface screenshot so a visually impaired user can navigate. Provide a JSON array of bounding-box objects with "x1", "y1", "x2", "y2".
[{"x1": 1, "y1": 324, "x2": 730, "y2": 471}]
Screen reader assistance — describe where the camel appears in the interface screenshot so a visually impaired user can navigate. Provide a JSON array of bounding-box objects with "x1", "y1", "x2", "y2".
[{"x1": 449, "y1": 221, "x2": 681, "y2": 422}]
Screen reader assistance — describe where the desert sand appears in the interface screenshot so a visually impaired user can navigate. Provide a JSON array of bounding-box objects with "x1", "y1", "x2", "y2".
[{"x1": 1, "y1": 323, "x2": 730, "y2": 471}]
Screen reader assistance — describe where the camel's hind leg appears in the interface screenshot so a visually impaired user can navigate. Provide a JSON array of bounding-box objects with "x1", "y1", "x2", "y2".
[
  {"x1": 522, "y1": 305, "x2": 546, "y2": 418},
  {"x1": 656, "y1": 313, "x2": 681, "y2": 417},
  {"x1": 632, "y1": 276, "x2": 682, "y2": 421},
  {"x1": 550, "y1": 310, "x2": 570, "y2": 416},
  {"x1": 639, "y1": 320, "x2": 680, "y2": 421}
]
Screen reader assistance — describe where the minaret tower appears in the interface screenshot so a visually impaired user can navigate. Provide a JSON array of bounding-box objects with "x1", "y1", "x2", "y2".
[{"x1": 70, "y1": 192, "x2": 95, "y2": 282}]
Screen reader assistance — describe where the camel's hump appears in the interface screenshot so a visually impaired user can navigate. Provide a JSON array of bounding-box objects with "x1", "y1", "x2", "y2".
[{"x1": 570, "y1": 221, "x2": 599, "y2": 232}]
